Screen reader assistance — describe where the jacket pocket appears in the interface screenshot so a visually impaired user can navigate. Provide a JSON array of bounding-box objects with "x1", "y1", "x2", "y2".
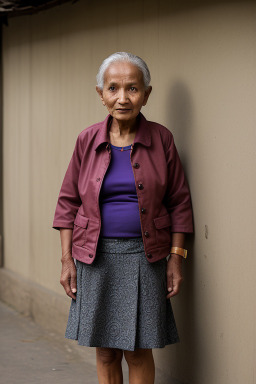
[
  {"x1": 154, "y1": 214, "x2": 171, "y2": 245},
  {"x1": 72, "y1": 213, "x2": 89, "y2": 247}
]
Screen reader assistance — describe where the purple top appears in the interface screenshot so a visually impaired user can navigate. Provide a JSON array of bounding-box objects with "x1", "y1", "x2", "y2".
[{"x1": 99, "y1": 143, "x2": 142, "y2": 237}]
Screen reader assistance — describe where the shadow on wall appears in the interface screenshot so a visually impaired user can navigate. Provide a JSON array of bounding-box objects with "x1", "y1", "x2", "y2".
[
  {"x1": 168, "y1": 81, "x2": 193, "y2": 169},
  {"x1": 165, "y1": 81, "x2": 218, "y2": 382},
  {"x1": 167, "y1": 81, "x2": 198, "y2": 383}
]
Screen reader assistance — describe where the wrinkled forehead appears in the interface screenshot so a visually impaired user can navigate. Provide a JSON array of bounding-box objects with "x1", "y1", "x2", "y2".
[{"x1": 103, "y1": 61, "x2": 144, "y2": 85}]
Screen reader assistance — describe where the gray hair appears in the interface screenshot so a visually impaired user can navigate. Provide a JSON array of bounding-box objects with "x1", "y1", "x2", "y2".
[{"x1": 96, "y1": 52, "x2": 151, "y2": 90}]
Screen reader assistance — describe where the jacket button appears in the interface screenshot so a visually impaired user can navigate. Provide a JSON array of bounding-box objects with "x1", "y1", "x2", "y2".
[
  {"x1": 133, "y1": 163, "x2": 140, "y2": 169},
  {"x1": 147, "y1": 253, "x2": 152, "y2": 259},
  {"x1": 141, "y1": 208, "x2": 146, "y2": 213},
  {"x1": 138, "y1": 183, "x2": 144, "y2": 190},
  {"x1": 89, "y1": 254, "x2": 93, "y2": 258},
  {"x1": 144, "y1": 231, "x2": 149, "y2": 238}
]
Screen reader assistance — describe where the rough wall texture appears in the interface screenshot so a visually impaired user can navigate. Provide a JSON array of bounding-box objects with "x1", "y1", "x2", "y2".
[{"x1": 2, "y1": 1, "x2": 256, "y2": 383}]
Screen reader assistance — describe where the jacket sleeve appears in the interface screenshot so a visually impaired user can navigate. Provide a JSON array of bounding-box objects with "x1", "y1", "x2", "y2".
[
  {"x1": 52, "y1": 134, "x2": 83, "y2": 231},
  {"x1": 164, "y1": 133, "x2": 194, "y2": 233}
]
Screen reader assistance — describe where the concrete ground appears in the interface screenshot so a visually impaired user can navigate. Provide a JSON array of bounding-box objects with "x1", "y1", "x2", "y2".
[
  {"x1": 0, "y1": 301, "x2": 171, "y2": 384},
  {"x1": 0, "y1": 301, "x2": 100, "y2": 384}
]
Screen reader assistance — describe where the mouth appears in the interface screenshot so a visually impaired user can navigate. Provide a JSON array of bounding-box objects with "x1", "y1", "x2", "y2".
[{"x1": 116, "y1": 109, "x2": 131, "y2": 112}]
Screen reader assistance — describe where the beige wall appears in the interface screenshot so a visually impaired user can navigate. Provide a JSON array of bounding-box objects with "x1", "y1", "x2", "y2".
[{"x1": 2, "y1": 1, "x2": 256, "y2": 383}]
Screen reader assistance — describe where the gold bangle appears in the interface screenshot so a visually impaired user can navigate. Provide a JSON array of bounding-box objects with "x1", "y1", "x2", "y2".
[{"x1": 170, "y1": 247, "x2": 187, "y2": 259}]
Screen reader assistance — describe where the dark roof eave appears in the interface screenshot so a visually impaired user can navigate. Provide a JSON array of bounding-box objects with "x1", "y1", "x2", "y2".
[{"x1": 0, "y1": 0, "x2": 77, "y2": 17}]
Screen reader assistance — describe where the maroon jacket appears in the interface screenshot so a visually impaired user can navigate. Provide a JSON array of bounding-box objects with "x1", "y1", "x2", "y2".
[{"x1": 52, "y1": 113, "x2": 193, "y2": 264}]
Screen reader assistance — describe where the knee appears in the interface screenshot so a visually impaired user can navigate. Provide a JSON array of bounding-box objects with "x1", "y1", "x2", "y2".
[
  {"x1": 96, "y1": 347, "x2": 123, "y2": 366},
  {"x1": 124, "y1": 348, "x2": 152, "y2": 367}
]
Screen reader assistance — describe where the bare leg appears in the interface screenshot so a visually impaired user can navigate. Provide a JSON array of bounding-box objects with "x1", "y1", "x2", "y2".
[
  {"x1": 124, "y1": 348, "x2": 155, "y2": 384},
  {"x1": 96, "y1": 347, "x2": 124, "y2": 384}
]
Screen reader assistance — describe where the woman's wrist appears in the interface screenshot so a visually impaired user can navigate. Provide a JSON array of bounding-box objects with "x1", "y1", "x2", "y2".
[
  {"x1": 61, "y1": 248, "x2": 72, "y2": 262},
  {"x1": 170, "y1": 233, "x2": 186, "y2": 260},
  {"x1": 60, "y1": 228, "x2": 73, "y2": 262},
  {"x1": 168, "y1": 253, "x2": 183, "y2": 263}
]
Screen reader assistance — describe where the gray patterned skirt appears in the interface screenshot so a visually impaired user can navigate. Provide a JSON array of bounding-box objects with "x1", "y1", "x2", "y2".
[{"x1": 65, "y1": 237, "x2": 180, "y2": 351}]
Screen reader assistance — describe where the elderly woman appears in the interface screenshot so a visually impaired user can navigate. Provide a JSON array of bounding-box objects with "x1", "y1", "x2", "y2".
[{"x1": 52, "y1": 52, "x2": 193, "y2": 384}]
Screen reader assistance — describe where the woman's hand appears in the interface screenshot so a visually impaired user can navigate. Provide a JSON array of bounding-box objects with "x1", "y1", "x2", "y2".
[
  {"x1": 166, "y1": 254, "x2": 183, "y2": 299},
  {"x1": 59, "y1": 229, "x2": 76, "y2": 300},
  {"x1": 60, "y1": 251, "x2": 77, "y2": 300}
]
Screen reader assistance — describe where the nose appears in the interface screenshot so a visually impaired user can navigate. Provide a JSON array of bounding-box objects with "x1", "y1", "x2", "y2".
[{"x1": 118, "y1": 89, "x2": 128, "y2": 104}]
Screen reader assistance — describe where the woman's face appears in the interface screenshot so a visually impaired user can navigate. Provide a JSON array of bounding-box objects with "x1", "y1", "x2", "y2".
[{"x1": 96, "y1": 61, "x2": 152, "y2": 124}]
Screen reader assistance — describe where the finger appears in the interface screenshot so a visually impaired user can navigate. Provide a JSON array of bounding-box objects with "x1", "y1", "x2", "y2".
[
  {"x1": 167, "y1": 277, "x2": 183, "y2": 299},
  {"x1": 166, "y1": 273, "x2": 173, "y2": 298},
  {"x1": 70, "y1": 271, "x2": 77, "y2": 295},
  {"x1": 65, "y1": 281, "x2": 77, "y2": 300},
  {"x1": 60, "y1": 276, "x2": 76, "y2": 300}
]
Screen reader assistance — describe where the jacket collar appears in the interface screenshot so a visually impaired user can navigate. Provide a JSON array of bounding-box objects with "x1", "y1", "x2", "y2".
[{"x1": 93, "y1": 112, "x2": 152, "y2": 150}]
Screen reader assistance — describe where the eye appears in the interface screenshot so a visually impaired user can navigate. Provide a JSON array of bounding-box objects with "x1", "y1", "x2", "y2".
[
  {"x1": 109, "y1": 86, "x2": 115, "y2": 91},
  {"x1": 130, "y1": 87, "x2": 137, "y2": 92}
]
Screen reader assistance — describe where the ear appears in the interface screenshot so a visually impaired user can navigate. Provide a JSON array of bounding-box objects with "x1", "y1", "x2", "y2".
[
  {"x1": 142, "y1": 86, "x2": 152, "y2": 106},
  {"x1": 96, "y1": 86, "x2": 105, "y2": 106}
]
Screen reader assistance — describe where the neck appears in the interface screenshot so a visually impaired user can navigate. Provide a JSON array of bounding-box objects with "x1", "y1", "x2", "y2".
[{"x1": 109, "y1": 117, "x2": 137, "y2": 137}]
